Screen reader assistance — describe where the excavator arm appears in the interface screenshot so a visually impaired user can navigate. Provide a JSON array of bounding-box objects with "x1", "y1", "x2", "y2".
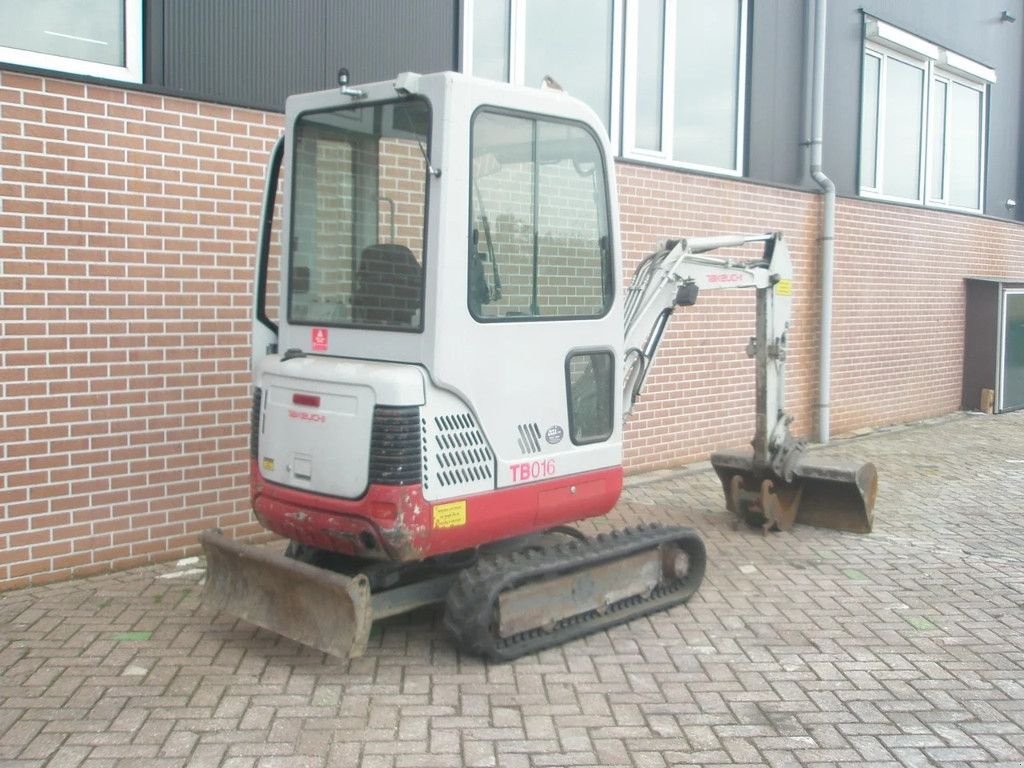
[
  {"x1": 621, "y1": 232, "x2": 876, "y2": 533},
  {"x1": 623, "y1": 233, "x2": 787, "y2": 427}
]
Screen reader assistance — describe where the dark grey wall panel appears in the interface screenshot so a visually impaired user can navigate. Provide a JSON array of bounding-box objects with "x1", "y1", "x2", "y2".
[
  {"x1": 144, "y1": 0, "x2": 165, "y2": 86},
  {"x1": 155, "y1": 0, "x2": 457, "y2": 113},
  {"x1": 161, "y1": 0, "x2": 328, "y2": 111},
  {"x1": 747, "y1": 0, "x2": 807, "y2": 187},
  {"x1": 823, "y1": 0, "x2": 1024, "y2": 219},
  {"x1": 1020, "y1": 39, "x2": 1024, "y2": 215},
  {"x1": 819, "y1": 5, "x2": 864, "y2": 200},
  {"x1": 323, "y1": 0, "x2": 457, "y2": 88}
]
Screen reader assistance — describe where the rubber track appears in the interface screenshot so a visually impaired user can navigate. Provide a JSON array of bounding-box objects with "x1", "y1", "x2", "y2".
[{"x1": 443, "y1": 524, "x2": 707, "y2": 661}]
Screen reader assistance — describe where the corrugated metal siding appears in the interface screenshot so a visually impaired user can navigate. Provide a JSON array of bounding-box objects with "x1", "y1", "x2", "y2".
[
  {"x1": 156, "y1": 0, "x2": 456, "y2": 112},
  {"x1": 747, "y1": 0, "x2": 806, "y2": 188},
  {"x1": 323, "y1": 0, "x2": 456, "y2": 88}
]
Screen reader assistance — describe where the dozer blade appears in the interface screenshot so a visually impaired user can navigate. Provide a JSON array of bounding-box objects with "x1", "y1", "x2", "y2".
[
  {"x1": 710, "y1": 451, "x2": 878, "y2": 534},
  {"x1": 199, "y1": 529, "x2": 373, "y2": 658}
]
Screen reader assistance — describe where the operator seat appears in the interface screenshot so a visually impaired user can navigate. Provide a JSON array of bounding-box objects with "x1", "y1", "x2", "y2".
[{"x1": 351, "y1": 243, "x2": 422, "y2": 327}]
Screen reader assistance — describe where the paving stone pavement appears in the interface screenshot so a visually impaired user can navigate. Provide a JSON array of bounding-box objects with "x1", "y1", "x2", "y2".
[{"x1": 2, "y1": 411, "x2": 1024, "y2": 768}]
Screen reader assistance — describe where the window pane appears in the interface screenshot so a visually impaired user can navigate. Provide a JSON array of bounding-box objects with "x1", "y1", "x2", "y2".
[
  {"x1": 472, "y1": 0, "x2": 510, "y2": 81},
  {"x1": 929, "y1": 79, "x2": 948, "y2": 200},
  {"x1": 948, "y1": 83, "x2": 983, "y2": 209},
  {"x1": 567, "y1": 351, "x2": 615, "y2": 444},
  {"x1": 470, "y1": 113, "x2": 535, "y2": 317},
  {"x1": 882, "y1": 57, "x2": 924, "y2": 199},
  {"x1": 290, "y1": 100, "x2": 430, "y2": 331},
  {"x1": 673, "y1": 0, "x2": 742, "y2": 169},
  {"x1": 523, "y1": 0, "x2": 613, "y2": 129},
  {"x1": 0, "y1": 0, "x2": 125, "y2": 66},
  {"x1": 470, "y1": 111, "x2": 612, "y2": 321},
  {"x1": 633, "y1": 1, "x2": 665, "y2": 151},
  {"x1": 860, "y1": 54, "x2": 881, "y2": 189},
  {"x1": 1001, "y1": 293, "x2": 1024, "y2": 410},
  {"x1": 536, "y1": 120, "x2": 611, "y2": 317}
]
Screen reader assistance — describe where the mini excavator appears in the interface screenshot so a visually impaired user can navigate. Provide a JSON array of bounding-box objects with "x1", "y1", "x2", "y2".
[{"x1": 200, "y1": 72, "x2": 877, "y2": 661}]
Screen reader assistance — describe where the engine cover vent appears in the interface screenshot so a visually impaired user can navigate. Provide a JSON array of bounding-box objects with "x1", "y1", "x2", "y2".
[
  {"x1": 423, "y1": 410, "x2": 495, "y2": 498},
  {"x1": 517, "y1": 423, "x2": 542, "y2": 455},
  {"x1": 369, "y1": 406, "x2": 422, "y2": 486},
  {"x1": 250, "y1": 387, "x2": 263, "y2": 459}
]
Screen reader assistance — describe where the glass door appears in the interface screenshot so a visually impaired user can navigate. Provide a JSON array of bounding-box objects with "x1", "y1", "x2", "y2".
[{"x1": 1000, "y1": 290, "x2": 1024, "y2": 411}]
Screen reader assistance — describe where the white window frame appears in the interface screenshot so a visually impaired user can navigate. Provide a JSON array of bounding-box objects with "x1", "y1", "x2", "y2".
[
  {"x1": 860, "y1": 19, "x2": 993, "y2": 213},
  {"x1": 0, "y1": 0, "x2": 143, "y2": 84},
  {"x1": 860, "y1": 44, "x2": 929, "y2": 205},
  {"x1": 622, "y1": 0, "x2": 748, "y2": 177},
  {"x1": 926, "y1": 71, "x2": 986, "y2": 210},
  {"x1": 461, "y1": 0, "x2": 622, "y2": 148}
]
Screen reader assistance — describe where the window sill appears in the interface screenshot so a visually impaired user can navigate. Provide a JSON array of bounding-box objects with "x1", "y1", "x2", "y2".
[
  {"x1": 860, "y1": 189, "x2": 982, "y2": 215},
  {"x1": 618, "y1": 150, "x2": 743, "y2": 179},
  {"x1": 0, "y1": 49, "x2": 142, "y2": 84}
]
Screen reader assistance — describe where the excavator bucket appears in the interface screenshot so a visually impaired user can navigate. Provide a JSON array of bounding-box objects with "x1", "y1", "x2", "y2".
[
  {"x1": 199, "y1": 529, "x2": 374, "y2": 658},
  {"x1": 710, "y1": 451, "x2": 878, "y2": 534}
]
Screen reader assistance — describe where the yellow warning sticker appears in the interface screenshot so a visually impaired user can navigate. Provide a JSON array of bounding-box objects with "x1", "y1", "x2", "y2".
[
  {"x1": 263, "y1": 458, "x2": 275, "y2": 471},
  {"x1": 774, "y1": 279, "x2": 792, "y2": 297},
  {"x1": 433, "y1": 500, "x2": 467, "y2": 529}
]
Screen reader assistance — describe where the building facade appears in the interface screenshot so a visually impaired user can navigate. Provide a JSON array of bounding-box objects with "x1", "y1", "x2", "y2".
[{"x1": 2, "y1": 0, "x2": 1023, "y2": 587}]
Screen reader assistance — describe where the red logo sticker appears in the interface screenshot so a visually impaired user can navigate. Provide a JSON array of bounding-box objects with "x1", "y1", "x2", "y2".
[
  {"x1": 311, "y1": 327, "x2": 328, "y2": 352},
  {"x1": 289, "y1": 410, "x2": 326, "y2": 423},
  {"x1": 707, "y1": 273, "x2": 744, "y2": 284}
]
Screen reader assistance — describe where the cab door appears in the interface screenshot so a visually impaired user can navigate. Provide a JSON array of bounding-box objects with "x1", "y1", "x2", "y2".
[{"x1": 433, "y1": 105, "x2": 623, "y2": 488}]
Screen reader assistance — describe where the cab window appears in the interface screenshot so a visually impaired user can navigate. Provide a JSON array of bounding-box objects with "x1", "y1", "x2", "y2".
[
  {"x1": 469, "y1": 110, "x2": 612, "y2": 321},
  {"x1": 289, "y1": 98, "x2": 430, "y2": 331}
]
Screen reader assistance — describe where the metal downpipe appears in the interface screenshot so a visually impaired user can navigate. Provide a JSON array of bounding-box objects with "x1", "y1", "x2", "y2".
[{"x1": 809, "y1": 0, "x2": 835, "y2": 444}]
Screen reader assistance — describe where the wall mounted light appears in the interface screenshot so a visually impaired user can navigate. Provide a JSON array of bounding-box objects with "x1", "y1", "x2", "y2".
[{"x1": 1001, "y1": 10, "x2": 1016, "y2": 22}]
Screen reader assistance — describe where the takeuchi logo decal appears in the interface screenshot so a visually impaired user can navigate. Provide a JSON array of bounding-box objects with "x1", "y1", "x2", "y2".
[
  {"x1": 289, "y1": 410, "x2": 325, "y2": 423},
  {"x1": 706, "y1": 273, "x2": 744, "y2": 284}
]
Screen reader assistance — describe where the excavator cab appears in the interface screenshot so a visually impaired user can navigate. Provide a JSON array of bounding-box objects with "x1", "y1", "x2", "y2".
[
  {"x1": 201, "y1": 71, "x2": 874, "y2": 661},
  {"x1": 205, "y1": 72, "x2": 654, "y2": 659},
  {"x1": 242, "y1": 72, "x2": 627, "y2": 558}
]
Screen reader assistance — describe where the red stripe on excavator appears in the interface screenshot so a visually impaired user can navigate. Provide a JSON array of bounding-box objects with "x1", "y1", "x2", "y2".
[{"x1": 249, "y1": 459, "x2": 623, "y2": 562}]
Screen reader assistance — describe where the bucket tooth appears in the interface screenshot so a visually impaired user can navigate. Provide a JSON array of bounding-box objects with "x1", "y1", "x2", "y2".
[{"x1": 711, "y1": 450, "x2": 877, "y2": 534}]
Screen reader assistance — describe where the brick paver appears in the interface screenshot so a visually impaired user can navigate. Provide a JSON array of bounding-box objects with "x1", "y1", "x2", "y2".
[{"x1": 3, "y1": 412, "x2": 1024, "y2": 767}]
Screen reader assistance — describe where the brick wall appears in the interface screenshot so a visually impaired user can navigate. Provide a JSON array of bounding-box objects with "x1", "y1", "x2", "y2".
[
  {"x1": 0, "y1": 71, "x2": 282, "y2": 589},
  {"x1": 618, "y1": 163, "x2": 822, "y2": 471},
  {"x1": 3, "y1": 71, "x2": 1024, "y2": 587},
  {"x1": 828, "y1": 201, "x2": 1024, "y2": 433}
]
